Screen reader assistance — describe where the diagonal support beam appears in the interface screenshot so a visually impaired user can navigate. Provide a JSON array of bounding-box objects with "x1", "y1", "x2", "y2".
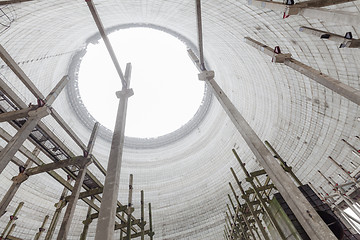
[
  {"x1": 85, "y1": 0, "x2": 127, "y2": 88},
  {"x1": 0, "y1": 44, "x2": 45, "y2": 99},
  {"x1": 56, "y1": 122, "x2": 99, "y2": 240},
  {"x1": 244, "y1": 37, "x2": 360, "y2": 106},
  {"x1": 246, "y1": 0, "x2": 359, "y2": 25},
  {"x1": 0, "y1": 148, "x2": 39, "y2": 217},
  {"x1": 299, "y1": 26, "x2": 360, "y2": 48},
  {"x1": 0, "y1": 0, "x2": 35, "y2": 5},
  {"x1": 94, "y1": 62, "x2": 133, "y2": 240},
  {"x1": 0, "y1": 76, "x2": 69, "y2": 175},
  {"x1": 190, "y1": 17, "x2": 337, "y2": 236}
]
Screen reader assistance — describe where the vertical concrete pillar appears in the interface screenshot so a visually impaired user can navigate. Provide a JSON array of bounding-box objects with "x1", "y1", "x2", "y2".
[
  {"x1": 45, "y1": 177, "x2": 73, "y2": 240},
  {"x1": 79, "y1": 198, "x2": 94, "y2": 240},
  {"x1": 94, "y1": 63, "x2": 133, "y2": 240},
  {"x1": 56, "y1": 160, "x2": 91, "y2": 240},
  {"x1": 0, "y1": 148, "x2": 39, "y2": 217},
  {"x1": 189, "y1": 46, "x2": 337, "y2": 239}
]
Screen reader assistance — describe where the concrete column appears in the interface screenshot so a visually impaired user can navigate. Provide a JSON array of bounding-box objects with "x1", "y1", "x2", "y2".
[
  {"x1": 0, "y1": 76, "x2": 69, "y2": 175},
  {"x1": 94, "y1": 63, "x2": 133, "y2": 240},
  {"x1": 80, "y1": 198, "x2": 94, "y2": 240},
  {"x1": 189, "y1": 45, "x2": 337, "y2": 239},
  {"x1": 56, "y1": 159, "x2": 92, "y2": 240},
  {"x1": 34, "y1": 215, "x2": 49, "y2": 240},
  {"x1": 215, "y1": 74, "x2": 337, "y2": 238},
  {"x1": 45, "y1": 177, "x2": 73, "y2": 240},
  {"x1": 0, "y1": 148, "x2": 39, "y2": 217}
]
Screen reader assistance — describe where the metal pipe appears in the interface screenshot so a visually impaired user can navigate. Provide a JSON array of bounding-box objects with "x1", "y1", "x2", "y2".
[
  {"x1": 34, "y1": 215, "x2": 49, "y2": 240},
  {"x1": 0, "y1": 201, "x2": 23, "y2": 238},
  {"x1": 126, "y1": 174, "x2": 133, "y2": 240},
  {"x1": 140, "y1": 190, "x2": 145, "y2": 240},
  {"x1": 148, "y1": 203, "x2": 153, "y2": 240}
]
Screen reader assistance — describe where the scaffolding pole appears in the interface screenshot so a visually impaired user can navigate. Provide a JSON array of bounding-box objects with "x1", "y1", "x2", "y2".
[
  {"x1": 0, "y1": 202, "x2": 23, "y2": 238},
  {"x1": 94, "y1": 62, "x2": 133, "y2": 240},
  {"x1": 34, "y1": 215, "x2": 49, "y2": 240}
]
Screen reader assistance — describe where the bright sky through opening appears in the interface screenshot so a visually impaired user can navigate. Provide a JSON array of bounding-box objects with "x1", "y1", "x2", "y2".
[{"x1": 79, "y1": 28, "x2": 205, "y2": 138}]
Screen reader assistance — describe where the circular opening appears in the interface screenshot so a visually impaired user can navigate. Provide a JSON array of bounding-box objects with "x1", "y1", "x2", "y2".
[{"x1": 78, "y1": 28, "x2": 205, "y2": 138}]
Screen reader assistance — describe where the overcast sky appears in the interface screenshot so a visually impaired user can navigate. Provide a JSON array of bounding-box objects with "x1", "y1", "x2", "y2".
[{"x1": 79, "y1": 28, "x2": 205, "y2": 138}]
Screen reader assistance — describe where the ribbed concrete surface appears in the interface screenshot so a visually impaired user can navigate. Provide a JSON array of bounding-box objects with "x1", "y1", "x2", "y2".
[{"x1": 0, "y1": 0, "x2": 359, "y2": 239}]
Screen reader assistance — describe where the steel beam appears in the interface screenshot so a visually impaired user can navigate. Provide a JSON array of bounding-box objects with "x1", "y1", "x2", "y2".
[
  {"x1": 94, "y1": 63, "x2": 133, "y2": 240},
  {"x1": 245, "y1": 37, "x2": 360, "y2": 106}
]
